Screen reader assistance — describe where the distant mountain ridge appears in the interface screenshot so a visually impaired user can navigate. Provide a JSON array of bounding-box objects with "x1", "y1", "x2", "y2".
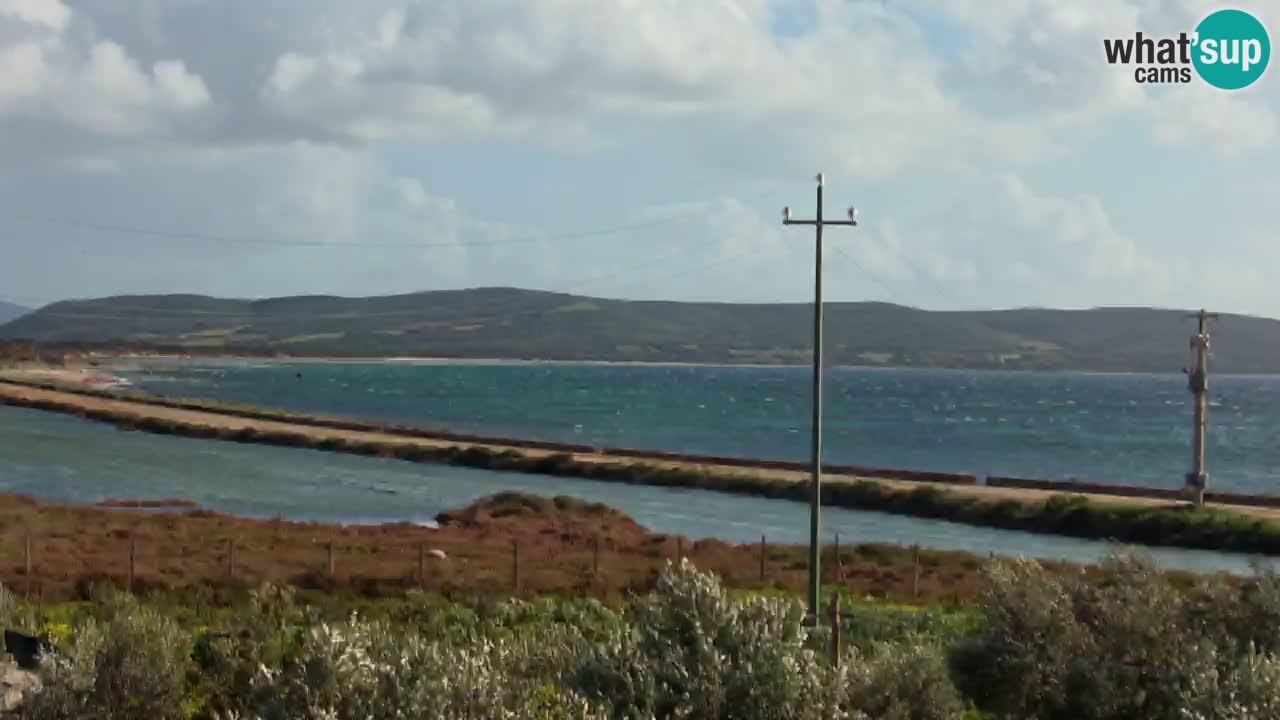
[
  {"x1": 0, "y1": 287, "x2": 1274, "y2": 373},
  {"x1": 0, "y1": 301, "x2": 29, "y2": 325}
]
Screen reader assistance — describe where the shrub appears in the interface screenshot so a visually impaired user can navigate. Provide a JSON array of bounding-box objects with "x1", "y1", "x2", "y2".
[
  {"x1": 954, "y1": 550, "x2": 1280, "y2": 720},
  {"x1": 1180, "y1": 644, "x2": 1280, "y2": 720},
  {"x1": 844, "y1": 640, "x2": 964, "y2": 720},
  {"x1": 24, "y1": 592, "x2": 189, "y2": 720},
  {"x1": 574, "y1": 559, "x2": 852, "y2": 720},
  {"x1": 27, "y1": 555, "x2": 1280, "y2": 718},
  {"x1": 222, "y1": 615, "x2": 609, "y2": 719}
]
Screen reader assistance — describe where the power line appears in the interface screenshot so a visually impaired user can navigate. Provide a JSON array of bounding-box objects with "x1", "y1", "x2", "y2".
[
  {"x1": 570, "y1": 244, "x2": 791, "y2": 299},
  {"x1": 894, "y1": 251, "x2": 962, "y2": 305},
  {"x1": 1, "y1": 190, "x2": 776, "y2": 251},
  {"x1": 0, "y1": 293, "x2": 60, "y2": 308},
  {"x1": 828, "y1": 244, "x2": 908, "y2": 306},
  {"x1": 15, "y1": 240, "x2": 799, "y2": 324},
  {"x1": 416, "y1": 239, "x2": 814, "y2": 342},
  {"x1": 10, "y1": 240, "x2": 888, "y2": 322},
  {"x1": 2, "y1": 189, "x2": 802, "y2": 324},
  {"x1": 8, "y1": 240, "x2": 910, "y2": 321}
]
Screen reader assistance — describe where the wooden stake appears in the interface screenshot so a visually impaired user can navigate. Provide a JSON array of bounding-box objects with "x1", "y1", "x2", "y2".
[
  {"x1": 23, "y1": 533, "x2": 31, "y2": 598},
  {"x1": 512, "y1": 541, "x2": 520, "y2": 593},
  {"x1": 128, "y1": 537, "x2": 136, "y2": 594},
  {"x1": 417, "y1": 543, "x2": 425, "y2": 586},
  {"x1": 592, "y1": 535, "x2": 600, "y2": 580},
  {"x1": 830, "y1": 593, "x2": 842, "y2": 667},
  {"x1": 226, "y1": 539, "x2": 235, "y2": 579},
  {"x1": 912, "y1": 544, "x2": 921, "y2": 599},
  {"x1": 327, "y1": 541, "x2": 335, "y2": 578},
  {"x1": 759, "y1": 535, "x2": 766, "y2": 582},
  {"x1": 676, "y1": 537, "x2": 684, "y2": 561},
  {"x1": 834, "y1": 532, "x2": 841, "y2": 580}
]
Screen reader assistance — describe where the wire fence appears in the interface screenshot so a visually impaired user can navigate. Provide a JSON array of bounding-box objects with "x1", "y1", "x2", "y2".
[{"x1": 0, "y1": 527, "x2": 941, "y2": 610}]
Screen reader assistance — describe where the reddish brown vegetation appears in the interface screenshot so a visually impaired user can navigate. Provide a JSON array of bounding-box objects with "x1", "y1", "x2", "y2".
[{"x1": 0, "y1": 491, "x2": 1016, "y2": 606}]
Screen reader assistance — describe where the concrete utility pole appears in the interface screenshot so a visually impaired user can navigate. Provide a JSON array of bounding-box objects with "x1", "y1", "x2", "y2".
[
  {"x1": 1185, "y1": 309, "x2": 1219, "y2": 506},
  {"x1": 782, "y1": 173, "x2": 858, "y2": 623}
]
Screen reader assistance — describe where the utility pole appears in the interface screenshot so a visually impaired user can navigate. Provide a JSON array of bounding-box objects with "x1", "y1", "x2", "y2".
[
  {"x1": 783, "y1": 173, "x2": 858, "y2": 623},
  {"x1": 1184, "y1": 309, "x2": 1219, "y2": 507}
]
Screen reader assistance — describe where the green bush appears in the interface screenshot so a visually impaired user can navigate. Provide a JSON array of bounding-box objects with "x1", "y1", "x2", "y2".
[
  {"x1": 23, "y1": 592, "x2": 189, "y2": 720},
  {"x1": 953, "y1": 550, "x2": 1280, "y2": 720},
  {"x1": 845, "y1": 640, "x2": 964, "y2": 720},
  {"x1": 16, "y1": 554, "x2": 1280, "y2": 719}
]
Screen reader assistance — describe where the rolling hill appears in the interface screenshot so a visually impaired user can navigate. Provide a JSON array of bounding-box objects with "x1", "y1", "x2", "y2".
[
  {"x1": 0, "y1": 287, "x2": 1274, "y2": 372},
  {"x1": 0, "y1": 300, "x2": 29, "y2": 326}
]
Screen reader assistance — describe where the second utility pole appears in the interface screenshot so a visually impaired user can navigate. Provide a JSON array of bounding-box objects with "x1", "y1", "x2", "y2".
[
  {"x1": 783, "y1": 173, "x2": 858, "y2": 623},
  {"x1": 1185, "y1": 308, "x2": 1219, "y2": 507}
]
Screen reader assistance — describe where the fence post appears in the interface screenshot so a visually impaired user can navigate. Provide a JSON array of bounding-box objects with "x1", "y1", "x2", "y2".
[
  {"x1": 676, "y1": 537, "x2": 683, "y2": 561},
  {"x1": 327, "y1": 541, "x2": 335, "y2": 579},
  {"x1": 759, "y1": 535, "x2": 766, "y2": 582},
  {"x1": 226, "y1": 539, "x2": 235, "y2": 579},
  {"x1": 128, "y1": 536, "x2": 136, "y2": 594},
  {"x1": 830, "y1": 593, "x2": 841, "y2": 667},
  {"x1": 417, "y1": 543, "x2": 425, "y2": 586},
  {"x1": 512, "y1": 540, "x2": 520, "y2": 594},
  {"x1": 912, "y1": 544, "x2": 921, "y2": 599},
  {"x1": 834, "y1": 532, "x2": 841, "y2": 580},
  {"x1": 23, "y1": 533, "x2": 31, "y2": 598},
  {"x1": 592, "y1": 536, "x2": 600, "y2": 581}
]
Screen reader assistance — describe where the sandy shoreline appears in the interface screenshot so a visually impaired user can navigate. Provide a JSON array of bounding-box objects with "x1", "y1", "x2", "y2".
[{"x1": 3, "y1": 369, "x2": 1278, "y2": 526}]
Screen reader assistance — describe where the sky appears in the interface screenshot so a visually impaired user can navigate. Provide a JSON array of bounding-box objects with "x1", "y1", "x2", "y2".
[{"x1": 0, "y1": 0, "x2": 1277, "y2": 315}]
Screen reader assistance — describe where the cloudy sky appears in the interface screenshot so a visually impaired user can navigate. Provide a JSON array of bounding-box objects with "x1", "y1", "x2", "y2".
[{"x1": 0, "y1": 0, "x2": 1276, "y2": 316}]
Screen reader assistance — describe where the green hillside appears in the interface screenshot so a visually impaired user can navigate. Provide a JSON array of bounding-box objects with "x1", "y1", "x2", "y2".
[{"x1": 0, "y1": 287, "x2": 1271, "y2": 372}]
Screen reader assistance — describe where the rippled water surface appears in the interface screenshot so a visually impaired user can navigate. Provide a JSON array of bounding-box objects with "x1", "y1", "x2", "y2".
[
  {"x1": 117, "y1": 360, "x2": 1280, "y2": 494},
  {"x1": 0, "y1": 403, "x2": 1267, "y2": 575}
]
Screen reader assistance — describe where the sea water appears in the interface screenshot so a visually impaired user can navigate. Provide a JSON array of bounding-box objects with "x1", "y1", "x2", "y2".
[
  {"x1": 117, "y1": 360, "x2": 1280, "y2": 495},
  {"x1": 0, "y1": 403, "x2": 1264, "y2": 574}
]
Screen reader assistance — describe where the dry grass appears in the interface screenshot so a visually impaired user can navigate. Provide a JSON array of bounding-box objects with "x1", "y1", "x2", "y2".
[{"x1": 0, "y1": 491, "x2": 1060, "y2": 608}]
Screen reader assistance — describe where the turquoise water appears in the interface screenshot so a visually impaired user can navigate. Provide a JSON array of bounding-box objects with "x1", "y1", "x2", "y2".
[
  {"x1": 0, "y1": 404, "x2": 1265, "y2": 574},
  {"x1": 118, "y1": 359, "x2": 1280, "y2": 494}
]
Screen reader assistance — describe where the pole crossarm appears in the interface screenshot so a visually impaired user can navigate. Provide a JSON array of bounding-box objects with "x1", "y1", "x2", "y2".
[{"x1": 780, "y1": 172, "x2": 859, "y2": 624}]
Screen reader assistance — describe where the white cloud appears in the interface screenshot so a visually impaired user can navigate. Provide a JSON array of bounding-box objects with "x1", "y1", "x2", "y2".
[
  {"x1": 1001, "y1": 175, "x2": 1150, "y2": 283},
  {"x1": 60, "y1": 41, "x2": 211, "y2": 136},
  {"x1": 0, "y1": 0, "x2": 71, "y2": 31},
  {"x1": 0, "y1": 41, "x2": 46, "y2": 109},
  {"x1": 1146, "y1": 88, "x2": 1278, "y2": 154},
  {"x1": 252, "y1": 0, "x2": 1049, "y2": 180},
  {"x1": 0, "y1": 5, "x2": 212, "y2": 138},
  {"x1": 919, "y1": 0, "x2": 1147, "y2": 122},
  {"x1": 0, "y1": 0, "x2": 1276, "y2": 316},
  {"x1": 153, "y1": 59, "x2": 210, "y2": 111},
  {"x1": 920, "y1": 0, "x2": 1277, "y2": 153}
]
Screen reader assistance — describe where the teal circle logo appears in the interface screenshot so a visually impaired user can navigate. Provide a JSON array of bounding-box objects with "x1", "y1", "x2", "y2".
[{"x1": 1192, "y1": 9, "x2": 1270, "y2": 90}]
